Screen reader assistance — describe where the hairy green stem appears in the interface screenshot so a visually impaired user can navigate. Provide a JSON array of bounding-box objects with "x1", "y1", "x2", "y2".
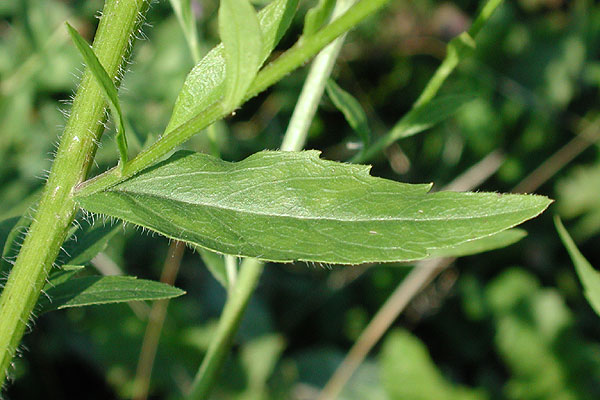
[
  {"x1": 75, "y1": 0, "x2": 393, "y2": 198},
  {"x1": 0, "y1": 0, "x2": 147, "y2": 384},
  {"x1": 188, "y1": 258, "x2": 263, "y2": 399},
  {"x1": 187, "y1": 1, "x2": 357, "y2": 398}
]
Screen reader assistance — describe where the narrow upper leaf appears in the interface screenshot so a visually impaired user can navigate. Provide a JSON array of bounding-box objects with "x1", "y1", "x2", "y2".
[
  {"x1": 75, "y1": 151, "x2": 551, "y2": 265},
  {"x1": 326, "y1": 79, "x2": 371, "y2": 148},
  {"x1": 36, "y1": 276, "x2": 185, "y2": 313},
  {"x1": 199, "y1": 249, "x2": 229, "y2": 288},
  {"x1": 391, "y1": 93, "x2": 475, "y2": 140},
  {"x1": 356, "y1": 93, "x2": 475, "y2": 162},
  {"x1": 303, "y1": 0, "x2": 335, "y2": 37},
  {"x1": 44, "y1": 265, "x2": 86, "y2": 289},
  {"x1": 165, "y1": 0, "x2": 298, "y2": 134},
  {"x1": 555, "y1": 216, "x2": 600, "y2": 316},
  {"x1": 218, "y1": 0, "x2": 263, "y2": 110},
  {"x1": 66, "y1": 23, "x2": 128, "y2": 165}
]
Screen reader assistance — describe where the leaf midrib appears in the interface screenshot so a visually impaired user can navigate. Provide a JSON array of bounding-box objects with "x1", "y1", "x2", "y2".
[{"x1": 90, "y1": 189, "x2": 545, "y2": 223}]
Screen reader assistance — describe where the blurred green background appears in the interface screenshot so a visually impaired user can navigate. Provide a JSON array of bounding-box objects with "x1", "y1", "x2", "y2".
[{"x1": 2, "y1": 0, "x2": 600, "y2": 399}]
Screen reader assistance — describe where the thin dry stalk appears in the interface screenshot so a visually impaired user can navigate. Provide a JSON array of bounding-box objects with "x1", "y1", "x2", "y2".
[
  {"x1": 513, "y1": 117, "x2": 600, "y2": 194},
  {"x1": 132, "y1": 241, "x2": 186, "y2": 400}
]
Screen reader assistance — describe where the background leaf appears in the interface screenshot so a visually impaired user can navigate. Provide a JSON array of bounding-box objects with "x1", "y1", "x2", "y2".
[
  {"x1": 0, "y1": 217, "x2": 20, "y2": 258},
  {"x1": 303, "y1": 0, "x2": 335, "y2": 37},
  {"x1": 58, "y1": 222, "x2": 121, "y2": 266},
  {"x1": 218, "y1": 0, "x2": 263, "y2": 110},
  {"x1": 326, "y1": 79, "x2": 371, "y2": 149},
  {"x1": 165, "y1": 0, "x2": 298, "y2": 134},
  {"x1": 36, "y1": 276, "x2": 185, "y2": 313},
  {"x1": 555, "y1": 216, "x2": 600, "y2": 316},
  {"x1": 483, "y1": 268, "x2": 600, "y2": 400},
  {"x1": 199, "y1": 248, "x2": 229, "y2": 288},
  {"x1": 356, "y1": 93, "x2": 475, "y2": 162},
  {"x1": 75, "y1": 150, "x2": 550, "y2": 264},
  {"x1": 0, "y1": 215, "x2": 31, "y2": 276},
  {"x1": 44, "y1": 265, "x2": 85, "y2": 288},
  {"x1": 380, "y1": 329, "x2": 487, "y2": 400},
  {"x1": 556, "y1": 163, "x2": 600, "y2": 239}
]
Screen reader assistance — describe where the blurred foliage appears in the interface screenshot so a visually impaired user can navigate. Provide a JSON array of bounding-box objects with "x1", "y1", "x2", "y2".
[{"x1": 2, "y1": 0, "x2": 600, "y2": 399}]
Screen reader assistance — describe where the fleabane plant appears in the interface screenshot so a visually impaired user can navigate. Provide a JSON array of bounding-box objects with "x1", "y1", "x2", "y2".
[{"x1": 0, "y1": 0, "x2": 549, "y2": 392}]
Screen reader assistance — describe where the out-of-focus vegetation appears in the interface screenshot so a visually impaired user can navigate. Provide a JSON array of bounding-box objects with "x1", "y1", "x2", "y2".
[{"x1": 1, "y1": 0, "x2": 600, "y2": 398}]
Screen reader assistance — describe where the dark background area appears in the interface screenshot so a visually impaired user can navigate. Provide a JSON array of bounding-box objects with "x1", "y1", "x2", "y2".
[{"x1": 2, "y1": 0, "x2": 600, "y2": 398}]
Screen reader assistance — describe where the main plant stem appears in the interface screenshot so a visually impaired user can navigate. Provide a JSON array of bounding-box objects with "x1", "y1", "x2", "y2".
[{"x1": 0, "y1": 0, "x2": 147, "y2": 384}]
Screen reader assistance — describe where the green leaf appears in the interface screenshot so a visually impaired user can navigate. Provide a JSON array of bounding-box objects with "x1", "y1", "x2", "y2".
[
  {"x1": 380, "y1": 329, "x2": 487, "y2": 400},
  {"x1": 58, "y1": 222, "x2": 121, "y2": 266},
  {"x1": 303, "y1": 0, "x2": 335, "y2": 37},
  {"x1": 219, "y1": 0, "x2": 263, "y2": 110},
  {"x1": 37, "y1": 276, "x2": 185, "y2": 313},
  {"x1": 169, "y1": 0, "x2": 201, "y2": 62},
  {"x1": 165, "y1": 0, "x2": 298, "y2": 134},
  {"x1": 555, "y1": 216, "x2": 600, "y2": 316},
  {"x1": 556, "y1": 164, "x2": 600, "y2": 238},
  {"x1": 66, "y1": 23, "x2": 128, "y2": 165},
  {"x1": 44, "y1": 265, "x2": 85, "y2": 289},
  {"x1": 0, "y1": 215, "x2": 31, "y2": 276},
  {"x1": 326, "y1": 79, "x2": 370, "y2": 148},
  {"x1": 356, "y1": 93, "x2": 475, "y2": 162},
  {"x1": 0, "y1": 217, "x2": 20, "y2": 276},
  {"x1": 389, "y1": 93, "x2": 475, "y2": 141},
  {"x1": 240, "y1": 334, "x2": 285, "y2": 390},
  {"x1": 75, "y1": 151, "x2": 551, "y2": 265},
  {"x1": 0, "y1": 217, "x2": 20, "y2": 258},
  {"x1": 427, "y1": 229, "x2": 526, "y2": 259},
  {"x1": 199, "y1": 249, "x2": 229, "y2": 288}
]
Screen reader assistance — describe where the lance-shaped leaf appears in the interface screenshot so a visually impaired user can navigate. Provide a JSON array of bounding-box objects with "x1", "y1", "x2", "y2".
[
  {"x1": 555, "y1": 216, "x2": 600, "y2": 316},
  {"x1": 37, "y1": 276, "x2": 185, "y2": 313},
  {"x1": 66, "y1": 23, "x2": 128, "y2": 165},
  {"x1": 303, "y1": 0, "x2": 335, "y2": 37},
  {"x1": 165, "y1": 0, "x2": 298, "y2": 133},
  {"x1": 326, "y1": 79, "x2": 371, "y2": 149},
  {"x1": 219, "y1": 0, "x2": 263, "y2": 110},
  {"x1": 44, "y1": 265, "x2": 86, "y2": 289},
  {"x1": 75, "y1": 151, "x2": 551, "y2": 265},
  {"x1": 199, "y1": 249, "x2": 229, "y2": 288},
  {"x1": 355, "y1": 93, "x2": 475, "y2": 162},
  {"x1": 0, "y1": 217, "x2": 21, "y2": 261}
]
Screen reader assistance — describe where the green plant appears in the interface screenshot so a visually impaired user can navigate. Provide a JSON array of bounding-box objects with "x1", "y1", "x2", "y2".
[{"x1": 0, "y1": 0, "x2": 553, "y2": 397}]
